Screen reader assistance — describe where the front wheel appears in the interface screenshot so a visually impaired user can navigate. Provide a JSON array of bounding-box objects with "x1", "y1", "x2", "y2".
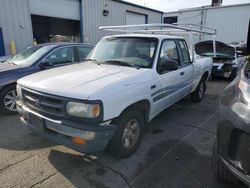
[
  {"x1": 191, "y1": 79, "x2": 206, "y2": 102},
  {"x1": 0, "y1": 85, "x2": 17, "y2": 115},
  {"x1": 106, "y1": 110, "x2": 144, "y2": 158}
]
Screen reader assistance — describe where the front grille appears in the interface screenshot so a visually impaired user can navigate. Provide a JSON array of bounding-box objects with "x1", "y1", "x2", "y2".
[{"x1": 22, "y1": 88, "x2": 66, "y2": 118}]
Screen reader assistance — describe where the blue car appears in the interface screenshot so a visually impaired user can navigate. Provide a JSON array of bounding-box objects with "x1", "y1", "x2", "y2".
[{"x1": 0, "y1": 43, "x2": 93, "y2": 114}]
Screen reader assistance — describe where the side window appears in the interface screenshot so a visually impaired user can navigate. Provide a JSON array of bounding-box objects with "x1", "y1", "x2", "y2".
[
  {"x1": 179, "y1": 40, "x2": 191, "y2": 64},
  {"x1": 45, "y1": 47, "x2": 74, "y2": 65},
  {"x1": 157, "y1": 40, "x2": 179, "y2": 74},
  {"x1": 78, "y1": 46, "x2": 92, "y2": 61}
]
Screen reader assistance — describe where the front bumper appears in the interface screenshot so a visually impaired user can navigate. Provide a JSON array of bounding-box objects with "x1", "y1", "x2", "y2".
[
  {"x1": 17, "y1": 100, "x2": 117, "y2": 153},
  {"x1": 221, "y1": 157, "x2": 250, "y2": 185}
]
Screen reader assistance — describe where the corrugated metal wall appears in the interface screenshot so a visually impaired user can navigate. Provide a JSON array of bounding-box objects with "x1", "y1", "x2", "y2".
[
  {"x1": 163, "y1": 4, "x2": 250, "y2": 43},
  {"x1": 82, "y1": 0, "x2": 162, "y2": 44},
  {"x1": 0, "y1": 0, "x2": 33, "y2": 55},
  {"x1": 0, "y1": 0, "x2": 162, "y2": 55}
]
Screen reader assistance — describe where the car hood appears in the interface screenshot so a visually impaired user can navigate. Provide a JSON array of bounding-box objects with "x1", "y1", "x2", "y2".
[
  {"x1": 195, "y1": 40, "x2": 235, "y2": 60},
  {"x1": 18, "y1": 62, "x2": 149, "y2": 100},
  {"x1": 0, "y1": 62, "x2": 22, "y2": 72}
]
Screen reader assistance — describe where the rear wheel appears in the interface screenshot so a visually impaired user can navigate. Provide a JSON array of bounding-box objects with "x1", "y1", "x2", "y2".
[
  {"x1": 212, "y1": 143, "x2": 238, "y2": 184},
  {"x1": 0, "y1": 85, "x2": 17, "y2": 115},
  {"x1": 191, "y1": 78, "x2": 206, "y2": 102},
  {"x1": 106, "y1": 110, "x2": 144, "y2": 158}
]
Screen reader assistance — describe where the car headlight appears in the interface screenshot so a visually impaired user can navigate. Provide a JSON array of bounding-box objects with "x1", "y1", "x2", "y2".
[
  {"x1": 66, "y1": 101, "x2": 101, "y2": 118},
  {"x1": 16, "y1": 85, "x2": 23, "y2": 100}
]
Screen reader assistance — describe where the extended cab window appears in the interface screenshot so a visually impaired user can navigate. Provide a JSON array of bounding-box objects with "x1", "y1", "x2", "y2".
[
  {"x1": 179, "y1": 40, "x2": 191, "y2": 64},
  {"x1": 157, "y1": 40, "x2": 179, "y2": 74},
  {"x1": 78, "y1": 46, "x2": 92, "y2": 61},
  {"x1": 45, "y1": 47, "x2": 74, "y2": 65}
]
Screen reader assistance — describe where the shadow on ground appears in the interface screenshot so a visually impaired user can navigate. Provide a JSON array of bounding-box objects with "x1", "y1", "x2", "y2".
[{"x1": 0, "y1": 114, "x2": 55, "y2": 151}]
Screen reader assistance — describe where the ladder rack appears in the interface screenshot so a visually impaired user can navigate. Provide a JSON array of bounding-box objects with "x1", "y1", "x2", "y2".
[{"x1": 99, "y1": 23, "x2": 217, "y2": 60}]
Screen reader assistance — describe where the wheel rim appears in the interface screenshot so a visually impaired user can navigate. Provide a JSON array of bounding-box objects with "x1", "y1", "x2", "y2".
[
  {"x1": 199, "y1": 83, "x2": 205, "y2": 99},
  {"x1": 4, "y1": 90, "x2": 17, "y2": 111},
  {"x1": 122, "y1": 119, "x2": 140, "y2": 149}
]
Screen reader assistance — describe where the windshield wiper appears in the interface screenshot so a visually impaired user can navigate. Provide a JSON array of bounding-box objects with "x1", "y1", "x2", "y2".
[
  {"x1": 7, "y1": 61, "x2": 18, "y2": 66},
  {"x1": 104, "y1": 60, "x2": 140, "y2": 69},
  {"x1": 84, "y1": 58, "x2": 102, "y2": 65}
]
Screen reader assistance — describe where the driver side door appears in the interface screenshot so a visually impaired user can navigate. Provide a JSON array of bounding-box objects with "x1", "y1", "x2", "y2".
[{"x1": 152, "y1": 40, "x2": 187, "y2": 114}]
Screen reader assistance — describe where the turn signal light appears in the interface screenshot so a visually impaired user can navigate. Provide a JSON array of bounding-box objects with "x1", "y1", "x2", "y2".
[{"x1": 72, "y1": 137, "x2": 86, "y2": 145}]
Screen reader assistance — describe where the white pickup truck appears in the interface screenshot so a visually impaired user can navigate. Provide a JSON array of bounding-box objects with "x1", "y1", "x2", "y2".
[{"x1": 17, "y1": 24, "x2": 213, "y2": 158}]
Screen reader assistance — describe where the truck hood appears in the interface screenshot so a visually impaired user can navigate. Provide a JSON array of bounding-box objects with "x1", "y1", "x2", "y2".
[
  {"x1": 0, "y1": 62, "x2": 22, "y2": 72},
  {"x1": 18, "y1": 62, "x2": 148, "y2": 99}
]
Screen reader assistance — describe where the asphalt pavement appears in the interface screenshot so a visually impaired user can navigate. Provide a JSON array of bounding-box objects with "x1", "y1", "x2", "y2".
[{"x1": 0, "y1": 80, "x2": 248, "y2": 188}]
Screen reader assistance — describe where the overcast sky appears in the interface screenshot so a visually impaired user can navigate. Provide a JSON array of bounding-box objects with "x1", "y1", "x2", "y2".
[{"x1": 123, "y1": 0, "x2": 250, "y2": 12}]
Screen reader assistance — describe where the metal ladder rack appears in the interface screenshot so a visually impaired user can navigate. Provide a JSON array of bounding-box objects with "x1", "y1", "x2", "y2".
[{"x1": 99, "y1": 23, "x2": 217, "y2": 61}]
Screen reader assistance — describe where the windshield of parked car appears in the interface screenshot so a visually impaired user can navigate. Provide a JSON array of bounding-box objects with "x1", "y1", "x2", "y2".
[
  {"x1": 87, "y1": 37, "x2": 158, "y2": 68},
  {"x1": 8, "y1": 45, "x2": 55, "y2": 66}
]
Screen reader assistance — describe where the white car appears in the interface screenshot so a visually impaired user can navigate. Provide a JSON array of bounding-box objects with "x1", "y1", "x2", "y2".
[{"x1": 16, "y1": 25, "x2": 213, "y2": 158}]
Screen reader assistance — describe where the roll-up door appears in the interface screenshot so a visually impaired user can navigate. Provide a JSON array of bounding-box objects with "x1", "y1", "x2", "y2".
[
  {"x1": 28, "y1": 0, "x2": 80, "y2": 20},
  {"x1": 126, "y1": 11, "x2": 147, "y2": 25}
]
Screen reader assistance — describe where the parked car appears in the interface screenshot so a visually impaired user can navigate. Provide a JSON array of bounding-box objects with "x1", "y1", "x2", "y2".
[
  {"x1": 195, "y1": 40, "x2": 246, "y2": 81},
  {"x1": 212, "y1": 59, "x2": 250, "y2": 186},
  {"x1": 0, "y1": 43, "x2": 93, "y2": 114},
  {"x1": 16, "y1": 25, "x2": 213, "y2": 158},
  {"x1": 212, "y1": 20, "x2": 250, "y2": 186},
  {"x1": 0, "y1": 55, "x2": 11, "y2": 63}
]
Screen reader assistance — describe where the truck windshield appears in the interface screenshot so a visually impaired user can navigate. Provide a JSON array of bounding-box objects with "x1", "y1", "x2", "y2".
[
  {"x1": 8, "y1": 45, "x2": 55, "y2": 66},
  {"x1": 87, "y1": 37, "x2": 158, "y2": 68}
]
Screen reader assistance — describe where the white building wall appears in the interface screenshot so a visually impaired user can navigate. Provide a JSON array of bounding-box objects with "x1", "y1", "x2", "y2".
[{"x1": 164, "y1": 4, "x2": 250, "y2": 44}]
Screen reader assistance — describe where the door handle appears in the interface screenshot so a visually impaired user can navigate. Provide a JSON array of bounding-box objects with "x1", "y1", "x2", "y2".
[
  {"x1": 151, "y1": 85, "x2": 156, "y2": 89},
  {"x1": 180, "y1": 71, "x2": 185, "y2": 76}
]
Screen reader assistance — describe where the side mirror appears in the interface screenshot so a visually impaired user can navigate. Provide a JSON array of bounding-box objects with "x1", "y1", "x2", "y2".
[
  {"x1": 160, "y1": 58, "x2": 179, "y2": 71},
  {"x1": 39, "y1": 59, "x2": 54, "y2": 69}
]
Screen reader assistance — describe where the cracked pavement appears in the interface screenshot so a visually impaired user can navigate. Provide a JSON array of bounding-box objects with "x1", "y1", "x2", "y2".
[{"x1": 0, "y1": 80, "x2": 248, "y2": 188}]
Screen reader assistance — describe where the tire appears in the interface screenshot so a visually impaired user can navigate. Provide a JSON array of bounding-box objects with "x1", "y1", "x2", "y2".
[
  {"x1": 228, "y1": 68, "x2": 238, "y2": 81},
  {"x1": 106, "y1": 110, "x2": 144, "y2": 158},
  {"x1": 212, "y1": 143, "x2": 238, "y2": 184},
  {"x1": 0, "y1": 84, "x2": 17, "y2": 115},
  {"x1": 191, "y1": 78, "x2": 206, "y2": 102}
]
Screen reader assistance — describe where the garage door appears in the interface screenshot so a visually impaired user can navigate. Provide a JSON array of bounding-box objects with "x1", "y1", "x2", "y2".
[
  {"x1": 28, "y1": 0, "x2": 80, "y2": 20},
  {"x1": 126, "y1": 11, "x2": 147, "y2": 25}
]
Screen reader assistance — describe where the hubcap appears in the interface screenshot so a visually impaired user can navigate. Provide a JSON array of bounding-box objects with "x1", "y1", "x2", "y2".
[
  {"x1": 4, "y1": 90, "x2": 17, "y2": 111},
  {"x1": 122, "y1": 119, "x2": 140, "y2": 149},
  {"x1": 199, "y1": 83, "x2": 205, "y2": 99}
]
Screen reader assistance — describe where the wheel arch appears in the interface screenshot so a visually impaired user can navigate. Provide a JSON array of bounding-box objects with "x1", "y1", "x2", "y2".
[
  {"x1": 0, "y1": 82, "x2": 17, "y2": 92},
  {"x1": 113, "y1": 99, "x2": 151, "y2": 124},
  {"x1": 202, "y1": 71, "x2": 209, "y2": 81}
]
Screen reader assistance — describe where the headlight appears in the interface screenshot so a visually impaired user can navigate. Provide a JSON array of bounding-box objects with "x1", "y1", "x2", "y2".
[
  {"x1": 66, "y1": 101, "x2": 101, "y2": 118},
  {"x1": 16, "y1": 85, "x2": 23, "y2": 100}
]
